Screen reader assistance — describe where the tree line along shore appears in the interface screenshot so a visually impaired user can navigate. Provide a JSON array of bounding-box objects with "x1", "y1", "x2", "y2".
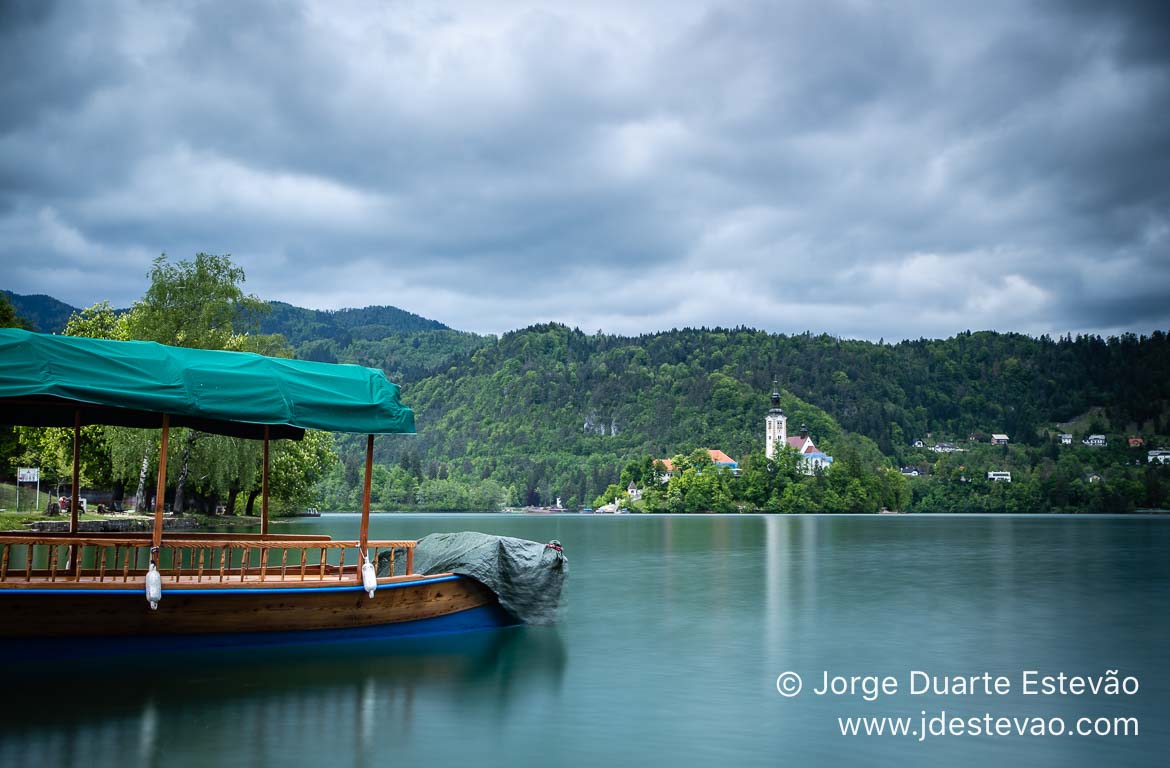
[{"x1": 3, "y1": 255, "x2": 1169, "y2": 517}]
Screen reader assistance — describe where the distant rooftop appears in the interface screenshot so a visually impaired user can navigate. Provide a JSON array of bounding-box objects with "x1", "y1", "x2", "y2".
[{"x1": 655, "y1": 449, "x2": 738, "y2": 471}]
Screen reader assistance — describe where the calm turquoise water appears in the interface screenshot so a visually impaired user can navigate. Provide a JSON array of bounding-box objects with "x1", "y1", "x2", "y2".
[{"x1": 2, "y1": 513, "x2": 1168, "y2": 767}]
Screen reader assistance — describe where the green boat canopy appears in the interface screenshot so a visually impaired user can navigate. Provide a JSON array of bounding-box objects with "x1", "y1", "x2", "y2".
[{"x1": 0, "y1": 328, "x2": 415, "y2": 440}]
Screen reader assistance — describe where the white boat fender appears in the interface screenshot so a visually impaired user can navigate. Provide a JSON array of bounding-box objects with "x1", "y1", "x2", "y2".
[
  {"x1": 145, "y1": 548, "x2": 162, "y2": 610},
  {"x1": 361, "y1": 553, "x2": 377, "y2": 598}
]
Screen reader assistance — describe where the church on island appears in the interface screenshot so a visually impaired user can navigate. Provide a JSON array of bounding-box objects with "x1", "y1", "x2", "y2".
[
  {"x1": 655, "y1": 382, "x2": 833, "y2": 480},
  {"x1": 765, "y1": 381, "x2": 833, "y2": 474}
]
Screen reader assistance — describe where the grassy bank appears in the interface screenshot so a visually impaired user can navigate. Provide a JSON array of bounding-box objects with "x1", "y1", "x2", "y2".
[
  {"x1": 0, "y1": 482, "x2": 52, "y2": 515},
  {"x1": 0, "y1": 510, "x2": 274, "y2": 533},
  {"x1": 188, "y1": 514, "x2": 264, "y2": 528},
  {"x1": 0, "y1": 511, "x2": 112, "y2": 532}
]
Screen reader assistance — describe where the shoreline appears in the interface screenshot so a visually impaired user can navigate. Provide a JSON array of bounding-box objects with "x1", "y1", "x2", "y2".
[{"x1": 5, "y1": 507, "x2": 1168, "y2": 533}]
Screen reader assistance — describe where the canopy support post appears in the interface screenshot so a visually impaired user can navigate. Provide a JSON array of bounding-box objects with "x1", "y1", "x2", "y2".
[
  {"x1": 261, "y1": 425, "x2": 270, "y2": 537},
  {"x1": 68, "y1": 409, "x2": 81, "y2": 575},
  {"x1": 70, "y1": 409, "x2": 81, "y2": 534},
  {"x1": 359, "y1": 434, "x2": 373, "y2": 554},
  {"x1": 152, "y1": 415, "x2": 170, "y2": 550}
]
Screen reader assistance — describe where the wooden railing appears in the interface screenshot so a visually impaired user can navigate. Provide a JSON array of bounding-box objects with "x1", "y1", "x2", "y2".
[{"x1": 0, "y1": 536, "x2": 416, "y2": 585}]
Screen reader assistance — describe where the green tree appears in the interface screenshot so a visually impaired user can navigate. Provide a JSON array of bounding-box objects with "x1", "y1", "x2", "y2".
[
  {"x1": 0, "y1": 293, "x2": 32, "y2": 330},
  {"x1": 13, "y1": 427, "x2": 108, "y2": 510},
  {"x1": 738, "y1": 452, "x2": 773, "y2": 507},
  {"x1": 12, "y1": 301, "x2": 126, "y2": 505},
  {"x1": 127, "y1": 253, "x2": 267, "y2": 349},
  {"x1": 0, "y1": 295, "x2": 33, "y2": 479},
  {"x1": 126, "y1": 253, "x2": 268, "y2": 514},
  {"x1": 593, "y1": 483, "x2": 626, "y2": 509},
  {"x1": 63, "y1": 301, "x2": 129, "y2": 340},
  {"x1": 268, "y1": 431, "x2": 338, "y2": 510}
]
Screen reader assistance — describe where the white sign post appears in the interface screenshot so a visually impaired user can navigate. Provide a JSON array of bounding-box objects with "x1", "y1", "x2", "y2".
[{"x1": 16, "y1": 468, "x2": 40, "y2": 512}]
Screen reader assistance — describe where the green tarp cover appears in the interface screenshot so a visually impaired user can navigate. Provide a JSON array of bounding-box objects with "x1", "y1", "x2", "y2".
[{"x1": 0, "y1": 328, "x2": 415, "y2": 439}]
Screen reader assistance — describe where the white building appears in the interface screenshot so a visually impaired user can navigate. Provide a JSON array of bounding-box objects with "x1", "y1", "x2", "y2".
[
  {"x1": 1149, "y1": 450, "x2": 1170, "y2": 465},
  {"x1": 1083, "y1": 434, "x2": 1107, "y2": 447},
  {"x1": 1059, "y1": 433, "x2": 1073, "y2": 445},
  {"x1": 987, "y1": 471, "x2": 1012, "y2": 482},
  {"x1": 764, "y1": 383, "x2": 832, "y2": 473},
  {"x1": 764, "y1": 380, "x2": 788, "y2": 460},
  {"x1": 991, "y1": 434, "x2": 1009, "y2": 446},
  {"x1": 786, "y1": 427, "x2": 834, "y2": 475}
]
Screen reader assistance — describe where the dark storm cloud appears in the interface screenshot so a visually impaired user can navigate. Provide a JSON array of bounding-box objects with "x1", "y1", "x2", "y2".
[
  {"x1": 0, "y1": 0, "x2": 1167, "y2": 339},
  {"x1": 0, "y1": 2, "x2": 120, "y2": 133}
]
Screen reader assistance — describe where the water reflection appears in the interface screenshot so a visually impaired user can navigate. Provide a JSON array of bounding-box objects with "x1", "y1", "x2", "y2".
[
  {"x1": 138, "y1": 696, "x2": 158, "y2": 765},
  {"x1": 763, "y1": 515, "x2": 786, "y2": 654},
  {"x1": 2, "y1": 626, "x2": 566, "y2": 768},
  {"x1": 3, "y1": 514, "x2": 1168, "y2": 768}
]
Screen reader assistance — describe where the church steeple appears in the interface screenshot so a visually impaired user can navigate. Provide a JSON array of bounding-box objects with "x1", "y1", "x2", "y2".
[{"x1": 765, "y1": 378, "x2": 787, "y2": 460}]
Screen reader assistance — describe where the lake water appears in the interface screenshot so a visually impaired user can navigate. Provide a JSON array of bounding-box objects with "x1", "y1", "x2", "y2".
[{"x1": 2, "y1": 513, "x2": 1168, "y2": 767}]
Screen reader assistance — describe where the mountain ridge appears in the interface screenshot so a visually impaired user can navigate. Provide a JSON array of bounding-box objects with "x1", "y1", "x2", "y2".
[
  {"x1": 4, "y1": 290, "x2": 1169, "y2": 512},
  {"x1": 1, "y1": 291, "x2": 454, "y2": 338}
]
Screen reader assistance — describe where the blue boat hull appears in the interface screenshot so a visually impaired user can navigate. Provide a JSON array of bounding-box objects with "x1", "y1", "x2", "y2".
[{"x1": 0, "y1": 573, "x2": 519, "y2": 655}]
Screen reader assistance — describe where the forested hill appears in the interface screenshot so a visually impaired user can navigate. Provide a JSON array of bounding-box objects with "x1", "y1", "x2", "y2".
[
  {"x1": 0, "y1": 292, "x2": 483, "y2": 384},
  {"x1": 1, "y1": 291, "x2": 77, "y2": 334},
  {"x1": 5, "y1": 286, "x2": 1170, "y2": 510},
  {"x1": 8, "y1": 290, "x2": 1169, "y2": 453},
  {"x1": 257, "y1": 302, "x2": 487, "y2": 383},
  {"x1": 383, "y1": 323, "x2": 867, "y2": 507},
  {"x1": 0, "y1": 292, "x2": 450, "y2": 341},
  {"x1": 257, "y1": 301, "x2": 448, "y2": 345},
  {"x1": 403, "y1": 324, "x2": 1170, "y2": 453},
  {"x1": 366, "y1": 324, "x2": 1170, "y2": 507}
]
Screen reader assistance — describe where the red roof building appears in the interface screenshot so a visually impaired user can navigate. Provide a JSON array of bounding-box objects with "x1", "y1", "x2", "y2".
[
  {"x1": 707, "y1": 449, "x2": 737, "y2": 466},
  {"x1": 654, "y1": 450, "x2": 739, "y2": 476}
]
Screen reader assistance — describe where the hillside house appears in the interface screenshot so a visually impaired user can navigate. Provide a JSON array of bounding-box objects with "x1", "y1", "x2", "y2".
[
  {"x1": 987, "y1": 471, "x2": 1012, "y2": 482},
  {"x1": 1059, "y1": 433, "x2": 1073, "y2": 445},
  {"x1": 1149, "y1": 450, "x2": 1170, "y2": 465},
  {"x1": 1083, "y1": 435, "x2": 1107, "y2": 447},
  {"x1": 991, "y1": 434, "x2": 1009, "y2": 446},
  {"x1": 1128, "y1": 437, "x2": 1145, "y2": 448}
]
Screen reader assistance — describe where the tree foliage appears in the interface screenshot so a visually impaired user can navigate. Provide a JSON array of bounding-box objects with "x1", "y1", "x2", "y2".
[
  {"x1": 8, "y1": 255, "x2": 339, "y2": 515},
  {"x1": 128, "y1": 253, "x2": 267, "y2": 349},
  {"x1": 0, "y1": 293, "x2": 32, "y2": 330},
  {"x1": 8, "y1": 281, "x2": 1170, "y2": 515},
  {"x1": 0, "y1": 295, "x2": 33, "y2": 478},
  {"x1": 63, "y1": 301, "x2": 129, "y2": 340},
  {"x1": 355, "y1": 323, "x2": 1169, "y2": 512}
]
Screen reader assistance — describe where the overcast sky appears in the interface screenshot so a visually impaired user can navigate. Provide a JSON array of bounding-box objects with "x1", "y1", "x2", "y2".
[{"x1": 2, "y1": 0, "x2": 1168, "y2": 340}]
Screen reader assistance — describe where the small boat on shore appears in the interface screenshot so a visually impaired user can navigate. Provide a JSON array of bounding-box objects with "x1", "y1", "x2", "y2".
[{"x1": 0, "y1": 329, "x2": 564, "y2": 649}]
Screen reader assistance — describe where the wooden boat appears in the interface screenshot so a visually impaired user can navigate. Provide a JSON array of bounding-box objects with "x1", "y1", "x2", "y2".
[{"x1": 0, "y1": 328, "x2": 518, "y2": 645}]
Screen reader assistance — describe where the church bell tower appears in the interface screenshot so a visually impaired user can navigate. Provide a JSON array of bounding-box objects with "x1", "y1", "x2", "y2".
[{"x1": 765, "y1": 379, "x2": 787, "y2": 460}]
